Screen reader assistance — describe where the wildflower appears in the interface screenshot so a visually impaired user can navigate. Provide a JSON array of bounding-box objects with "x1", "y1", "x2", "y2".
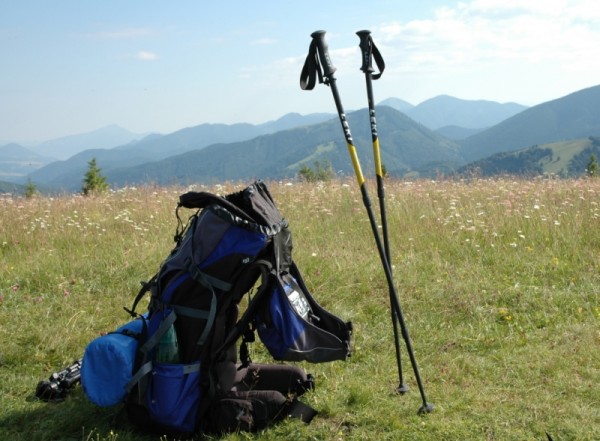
[{"x1": 497, "y1": 307, "x2": 512, "y2": 322}]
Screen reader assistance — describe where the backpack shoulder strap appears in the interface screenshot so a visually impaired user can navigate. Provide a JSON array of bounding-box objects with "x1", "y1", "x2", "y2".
[{"x1": 212, "y1": 259, "x2": 273, "y2": 362}]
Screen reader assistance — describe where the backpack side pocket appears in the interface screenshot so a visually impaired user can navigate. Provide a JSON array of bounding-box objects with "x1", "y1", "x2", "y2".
[{"x1": 146, "y1": 362, "x2": 202, "y2": 434}]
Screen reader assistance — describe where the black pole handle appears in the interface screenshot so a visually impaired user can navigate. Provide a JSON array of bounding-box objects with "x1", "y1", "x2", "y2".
[
  {"x1": 356, "y1": 29, "x2": 385, "y2": 80},
  {"x1": 310, "y1": 30, "x2": 337, "y2": 79},
  {"x1": 356, "y1": 29, "x2": 374, "y2": 74}
]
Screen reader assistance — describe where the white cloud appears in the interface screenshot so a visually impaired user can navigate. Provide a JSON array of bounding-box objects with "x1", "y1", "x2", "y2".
[
  {"x1": 369, "y1": 0, "x2": 600, "y2": 103},
  {"x1": 135, "y1": 51, "x2": 159, "y2": 61},
  {"x1": 377, "y1": 0, "x2": 600, "y2": 66}
]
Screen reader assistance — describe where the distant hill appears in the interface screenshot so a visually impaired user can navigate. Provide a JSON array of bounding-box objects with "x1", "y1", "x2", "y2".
[
  {"x1": 435, "y1": 125, "x2": 483, "y2": 140},
  {"x1": 404, "y1": 95, "x2": 527, "y2": 130},
  {"x1": 457, "y1": 137, "x2": 600, "y2": 177},
  {"x1": 33, "y1": 125, "x2": 148, "y2": 160},
  {"x1": 116, "y1": 113, "x2": 336, "y2": 158},
  {"x1": 20, "y1": 85, "x2": 600, "y2": 190},
  {"x1": 28, "y1": 113, "x2": 335, "y2": 189},
  {"x1": 378, "y1": 97, "x2": 414, "y2": 113},
  {"x1": 0, "y1": 143, "x2": 55, "y2": 183},
  {"x1": 28, "y1": 123, "x2": 266, "y2": 188},
  {"x1": 104, "y1": 106, "x2": 463, "y2": 188},
  {"x1": 0, "y1": 179, "x2": 26, "y2": 195},
  {"x1": 257, "y1": 112, "x2": 335, "y2": 132},
  {"x1": 27, "y1": 113, "x2": 335, "y2": 163},
  {"x1": 459, "y1": 85, "x2": 600, "y2": 161},
  {"x1": 111, "y1": 123, "x2": 261, "y2": 158},
  {"x1": 27, "y1": 147, "x2": 155, "y2": 191}
]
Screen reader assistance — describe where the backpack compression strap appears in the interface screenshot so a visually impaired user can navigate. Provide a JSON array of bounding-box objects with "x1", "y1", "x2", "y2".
[
  {"x1": 162, "y1": 267, "x2": 220, "y2": 348},
  {"x1": 124, "y1": 274, "x2": 157, "y2": 318},
  {"x1": 125, "y1": 310, "x2": 202, "y2": 393},
  {"x1": 185, "y1": 258, "x2": 233, "y2": 293}
]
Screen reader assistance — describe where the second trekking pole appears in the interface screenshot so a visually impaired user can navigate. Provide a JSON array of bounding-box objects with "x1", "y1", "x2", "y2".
[
  {"x1": 300, "y1": 30, "x2": 433, "y2": 414},
  {"x1": 356, "y1": 29, "x2": 408, "y2": 394}
]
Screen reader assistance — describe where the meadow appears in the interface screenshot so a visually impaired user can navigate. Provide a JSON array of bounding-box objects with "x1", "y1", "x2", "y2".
[{"x1": 0, "y1": 177, "x2": 598, "y2": 440}]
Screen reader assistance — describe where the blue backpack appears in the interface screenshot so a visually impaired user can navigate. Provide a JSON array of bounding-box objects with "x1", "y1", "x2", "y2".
[{"x1": 80, "y1": 181, "x2": 351, "y2": 436}]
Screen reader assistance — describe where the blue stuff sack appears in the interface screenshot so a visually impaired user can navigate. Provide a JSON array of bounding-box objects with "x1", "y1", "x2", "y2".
[{"x1": 81, "y1": 318, "x2": 144, "y2": 407}]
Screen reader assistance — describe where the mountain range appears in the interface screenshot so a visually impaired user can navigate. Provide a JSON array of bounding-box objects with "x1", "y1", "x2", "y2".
[
  {"x1": 380, "y1": 95, "x2": 527, "y2": 131},
  {"x1": 2, "y1": 85, "x2": 600, "y2": 193},
  {"x1": 33, "y1": 124, "x2": 149, "y2": 160},
  {"x1": 105, "y1": 107, "x2": 463, "y2": 188},
  {"x1": 0, "y1": 143, "x2": 54, "y2": 182},
  {"x1": 460, "y1": 85, "x2": 600, "y2": 161}
]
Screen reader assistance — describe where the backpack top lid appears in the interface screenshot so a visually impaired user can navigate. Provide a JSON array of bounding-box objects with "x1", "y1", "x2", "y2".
[
  {"x1": 178, "y1": 181, "x2": 293, "y2": 273},
  {"x1": 178, "y1": 181, "x2": 288, "y2": 237}
]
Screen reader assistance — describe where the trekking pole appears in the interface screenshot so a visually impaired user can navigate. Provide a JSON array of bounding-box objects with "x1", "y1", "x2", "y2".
[
  {"x1": 300, "y1": 30, "x2": 433, "y2": 414},
  {"x1": 356, "y1": 29, "x2": 408, "y2": 394}
]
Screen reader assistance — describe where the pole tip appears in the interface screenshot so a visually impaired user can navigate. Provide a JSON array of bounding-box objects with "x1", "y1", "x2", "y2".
[
  {"x1": 417, "y1": 403, "x2": 435, "y2": 415},
  {"x1": 396, "y1": 383, "x2": 409, "y2": 395}
]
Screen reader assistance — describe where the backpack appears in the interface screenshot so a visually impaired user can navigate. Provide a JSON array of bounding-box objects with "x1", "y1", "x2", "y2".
[{"x1": 82, "y1": 181, "x2": 351, "y2": 436}]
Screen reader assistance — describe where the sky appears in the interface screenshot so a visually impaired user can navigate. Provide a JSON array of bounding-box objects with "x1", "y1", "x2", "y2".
[{"x1": 2, "y1": 0, "x2": 600, "y2": 144}]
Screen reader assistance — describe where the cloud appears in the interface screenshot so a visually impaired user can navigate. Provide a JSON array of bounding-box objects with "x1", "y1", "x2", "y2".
[
  {"x1": 375, "y1": 0, "x2": 600, "y2": 71},
  {"x1": 366, "y1": 0, "x2": 600, "y2": 103},
  {"x1": 135, "y1": 51, "x2": 159, "y2": 61}
]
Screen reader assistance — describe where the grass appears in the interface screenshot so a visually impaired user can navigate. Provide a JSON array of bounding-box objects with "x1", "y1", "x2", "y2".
[
  {"x1": 0, "y1": 178, "x2": 598, "y2": 440},
  {"x1": 541, "y1": 139, "x2": 590, "y2": 175}
]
